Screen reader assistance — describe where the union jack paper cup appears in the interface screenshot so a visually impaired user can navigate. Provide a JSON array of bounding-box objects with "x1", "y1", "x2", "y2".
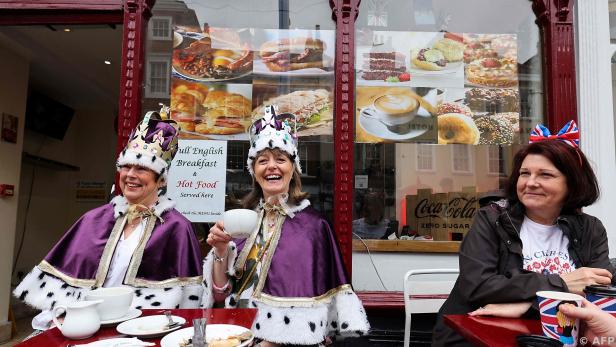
[
  {"x1": 584, "y1": 285, "x2": 616, "y2": 318},
  {"x1": 537, "y1": 291, "x2": 584, "y2": 347}
]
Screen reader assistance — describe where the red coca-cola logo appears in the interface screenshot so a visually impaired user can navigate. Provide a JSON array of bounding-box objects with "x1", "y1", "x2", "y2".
[{"x1": 414, "y1": 197, "x2": 477, "y2": 219}]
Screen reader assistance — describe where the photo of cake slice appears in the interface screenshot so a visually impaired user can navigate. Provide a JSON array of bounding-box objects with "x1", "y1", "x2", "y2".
[{"x1": 361, "y1": 52, "x2": 407, "y2": 81}]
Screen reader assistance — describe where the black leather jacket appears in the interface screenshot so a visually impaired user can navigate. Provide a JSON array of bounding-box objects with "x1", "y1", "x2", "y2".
[{"x1": 432, "y1": 201, "x2": 616, "y2": 346}]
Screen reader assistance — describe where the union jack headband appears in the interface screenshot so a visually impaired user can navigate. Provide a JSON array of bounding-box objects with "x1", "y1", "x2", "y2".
[{"x1": 529, "y1": 120, "x2": 579, "y2": 148}]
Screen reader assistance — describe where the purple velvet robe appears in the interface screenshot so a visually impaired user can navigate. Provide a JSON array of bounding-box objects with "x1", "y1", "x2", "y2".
[
  {"x1": 234, "y1": 206, "x2": 349, "y2": 298},
  {"x1": 43, "y1": 203, "x2": 202, "y2": 283}
]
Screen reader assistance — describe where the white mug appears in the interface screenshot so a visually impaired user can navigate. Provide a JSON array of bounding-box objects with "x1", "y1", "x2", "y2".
[{"x1": 85, "y1": 287, "x2": 134, "y2": 321}]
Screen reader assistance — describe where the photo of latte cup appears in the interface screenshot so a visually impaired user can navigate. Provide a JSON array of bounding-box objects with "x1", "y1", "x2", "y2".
[
  {"x1": 536, "y1": 291, "x2": 584, "y2": 347},
  {"x1": 223, "y1": 209, "x2": 258, "y2": 239},
  {"x1": 361, "y1": 93, "x2": 429, "y2": 134},
  {"x1": 584, "y1": 285, "x2": 616, "y2": 318}
]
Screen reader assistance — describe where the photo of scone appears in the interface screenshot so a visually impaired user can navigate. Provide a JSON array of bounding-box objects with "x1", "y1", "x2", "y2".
[
  {"x1": 437, "y1": 113, "x2": 480, "y2": 144},
  {"x1": 412, "y1": 48, "x2": 448, "y2": 71},
  {"x1": 433, "y1": 38, "x2": 465, "y2": 62}
]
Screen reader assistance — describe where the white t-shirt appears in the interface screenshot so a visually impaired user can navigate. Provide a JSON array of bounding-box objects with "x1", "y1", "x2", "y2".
[{"x1": 520, "y1": 216, "x2": 576, "y2": 275}]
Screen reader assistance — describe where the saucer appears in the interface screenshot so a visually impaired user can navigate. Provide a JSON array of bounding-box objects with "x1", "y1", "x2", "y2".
[
  {"x1": 100, "y1": 308, "x2": 142, "y2": 325},
  {"x1": 359, "y1": 108, "x2": 430, "y2": 141},
  {"x1": 116, "y1": 314, "x2": 186, "y2": 338}
]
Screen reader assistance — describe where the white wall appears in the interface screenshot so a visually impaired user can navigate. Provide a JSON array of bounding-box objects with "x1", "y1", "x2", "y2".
[
  {"x1": 352, "y1": 252, "x2": 458, "y2": 291},
  {"x1": 0, "y1": 42, "x2": 29, "y2": 324}
]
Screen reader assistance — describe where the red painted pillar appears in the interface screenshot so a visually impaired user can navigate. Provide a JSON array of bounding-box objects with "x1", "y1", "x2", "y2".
[
  {"x1": 330, "y1": 0, "x2": 360, "y2": 277},
  {"x1": 531, "y1": 0, "x2": 577, "y2": 128},
  {"x1": 115, "y1": 0, "x2": 155, "y2": 192}
]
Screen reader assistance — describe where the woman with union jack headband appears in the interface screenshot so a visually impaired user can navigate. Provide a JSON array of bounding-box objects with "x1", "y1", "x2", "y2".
[
  {"x1": 433, "y1": 121, "x2": 615, "y2": 346},
  {"x1": 201, "y1": 105, "x2": 369, "y2": 346}
]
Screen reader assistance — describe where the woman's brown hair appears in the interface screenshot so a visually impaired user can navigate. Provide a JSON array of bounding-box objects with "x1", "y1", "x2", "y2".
[
  {"x1": 242, "y1": 148, "x2": 309, "y2": 210},
  {"x1": 505, "y1": 140, "x2": 599, "y2": 214}
]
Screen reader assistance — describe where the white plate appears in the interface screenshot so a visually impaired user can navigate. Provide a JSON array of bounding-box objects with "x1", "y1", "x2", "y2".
[
  {"x1": 358, "y1": 108, "x2": 430, "y2": 141},
  {"x1": 253, "y1": 59, "x2": 333, "y2": 76},
  {"x1": 409, "y1": 61, "x2": 463, "y2": 75},
  {"x1": 160, "y1": 324, "x2": 253, "y2": 347},
  {"x1": 100, "y1": 308, "x2": 142, "y2": 326},
  {"x1": 116, "y1": 315, "x2": 186, "y2": 338},
  {"x1": 72, "y1": 337, "x2": 154, "y2": 347}
]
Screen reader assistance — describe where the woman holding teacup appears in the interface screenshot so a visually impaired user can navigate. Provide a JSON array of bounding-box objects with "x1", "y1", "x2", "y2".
[
  {"x1": 14, "y1": 110, "x2": 203, "y2": 331},
  {"x1": 432, "y1": 121, "x2": 616, "y2": 346},
  {"x1": 203, "y1": 105, "x2": 369, "y2": 346}
]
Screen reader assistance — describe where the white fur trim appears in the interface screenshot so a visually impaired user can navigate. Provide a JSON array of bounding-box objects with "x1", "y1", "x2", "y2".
[
  {"x1": 246, "y1": 132, "x2": 302, "y2": 176},
  {"x1": 14, "y1": 266, "x2": 204, "y2": 312},
  {"x1": 133, "y1": 284, "x2": 203, "y2": 309},
  {"x1": 110, "y1": 194, "x2": 176, "y2": 219},
  {"x1": 14, "y1": 267, "x2": 87, "y2": 311},
  {"x1": 287, "y1": 199, "x2": 310, "y2": 214},
  {"x1": 200, "y1": 242, "x2": 238, "y2": 308},
  {"x1": 249, "y1": 289, "x2": 370, "y2": 344},
  {"x1": 117, "y1": 148, "x2": 169, "y2": 180}
]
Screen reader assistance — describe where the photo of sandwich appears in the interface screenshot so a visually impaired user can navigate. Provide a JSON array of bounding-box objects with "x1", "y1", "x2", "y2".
[
  {"x1": 253, "y1": 29, "x2": 335, "y2": 76},
  {"x1": 170, "y1": 79, "x2": 252, "y2": 139},
  {"x1": 251, "y1": 89, "x2": 333, "y2": 136}
]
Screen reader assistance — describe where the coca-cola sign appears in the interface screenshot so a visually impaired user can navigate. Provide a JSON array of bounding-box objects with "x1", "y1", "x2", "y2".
[{"x1": 414, "y1": 197, "x2": 477, "y2": 219}]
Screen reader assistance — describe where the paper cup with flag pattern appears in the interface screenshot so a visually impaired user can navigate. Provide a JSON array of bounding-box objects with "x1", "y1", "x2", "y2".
[
  {"x1": 537, "y1": 291, "x2": 584, "y2": 347},
  {"x1": 584, "y1": 285, "x2": 616, "y2": 318}
]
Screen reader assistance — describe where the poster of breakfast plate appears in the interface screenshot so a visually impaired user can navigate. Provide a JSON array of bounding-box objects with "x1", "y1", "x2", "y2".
[
  {"x1": 356, "y1": 30, "x2": 465, "y2": 88},
  {"x1": 252, "y1": 28, "x2": 335, "y2": 76},
  {"x1": 170, "y1": 78, "x2": 252, "y2": 140},
  {"x1": 355, "y1": 86, "x2": 437, "y2": 143},
  {"x1": 251, "y1": 81, "x2": 333, "y2": 138},
  {"x1": 172, "y1": 26, "x2": 254, "y2": 83}
]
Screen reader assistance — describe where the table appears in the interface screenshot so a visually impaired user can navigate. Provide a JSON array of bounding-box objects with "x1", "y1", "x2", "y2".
[
  {"x1": 15, "y1": 308, "x2": 257, "y2": 347},
  {"x1": 444, "y1": 314, "x2": 543, "y2": 347}
]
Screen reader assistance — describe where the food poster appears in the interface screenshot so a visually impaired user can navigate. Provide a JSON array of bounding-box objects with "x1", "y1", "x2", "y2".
[
  {"x1": 355, "y1": 86, "x2": 437, "y2": 143},
  {"x1": 252, "y1": 28, "x2": 335, "y2": 77},
  {"x1": 356, "y1": 30, "x2": 464, "y2": 88},
  {"x1": 170, "y1": 78, "x2": 252, "y2": 140},
  {"x1": 251, "y1": 79, "x2": 334, "y2": 139},
  {"x1": 172, "y1": 26, "x2": 254, "y2": 84},
  {"x1": 168, "y1": 140, "x2": 227, "y2": 223}
]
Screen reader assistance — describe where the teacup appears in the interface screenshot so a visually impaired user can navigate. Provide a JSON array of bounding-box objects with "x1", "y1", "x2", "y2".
[
  {"x1": 85, "y1": 287, "x2": 134, "y2": 321},
  {"x1": 224, "y1": 209, "x2": 258, "y2": 239},
  {"x1": 536, "y1": 291, "x2": 584, "y2": 347},
  {"x1": 364, "y1": 94, "x2": 419, "y2": 126}
]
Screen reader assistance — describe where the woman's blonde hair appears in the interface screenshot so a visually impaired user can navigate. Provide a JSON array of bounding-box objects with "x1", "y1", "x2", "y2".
[{"x1": 242, "y1": 148, "x2": 308, "y2": 209}]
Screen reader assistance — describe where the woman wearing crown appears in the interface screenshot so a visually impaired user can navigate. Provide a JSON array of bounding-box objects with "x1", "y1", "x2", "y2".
[
  {"x1": 14, "y1": 111, "x2": 203, "y2": 330},
  {"x1": 203, "y1": 105, "x2": 369, "y2": 346}
]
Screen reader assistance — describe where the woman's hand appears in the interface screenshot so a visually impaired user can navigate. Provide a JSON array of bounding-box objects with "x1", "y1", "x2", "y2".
[
  {"x1": 559, "y1": 267, "x2": 613, "y2": 295},
  {"x1": 559, "y1": 299, "x2": 616, "y2": 345},
  {"x1": 207, "y1": 220, "x2": 232, "y2": 257},
  {"x1": 468, "y1": 302, "x2": 532, "y2": 318}
]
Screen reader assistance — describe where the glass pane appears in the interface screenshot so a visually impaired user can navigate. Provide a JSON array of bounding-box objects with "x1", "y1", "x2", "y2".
[
  {"x1": 352, "y1": 1, "x2": 543, "y2": 252},
  {"x1": 142, "y1": 1, "x2": 337, "y2": 239}
]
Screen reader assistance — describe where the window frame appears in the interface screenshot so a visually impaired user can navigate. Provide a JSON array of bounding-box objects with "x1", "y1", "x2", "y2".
[
  {"x1": 144, "y1": 54, "x2": 170, "y2": 99},
  {"x1": 149, "y1": 16, "x2": 173, "y2": 41}
]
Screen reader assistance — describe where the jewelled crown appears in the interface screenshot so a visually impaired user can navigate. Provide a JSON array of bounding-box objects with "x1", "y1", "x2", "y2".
[
  {"x1": 116, "y1": 109, "x2": 179, "y2": 180},
  {"x1": 247, "y1": 105, "x2": 301, "y2": 176}
]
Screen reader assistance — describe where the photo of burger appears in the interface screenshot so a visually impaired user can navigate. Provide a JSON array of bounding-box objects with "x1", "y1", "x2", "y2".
[
  {"x1": 251, "y1": 89, "x2": 333, "y2": 135},
  {"x1": 253, "y1": 29, "x2": 335, "y2": 76},
  {"x1": 196, "y1": 90, "x2": 252, "y2": 135}
]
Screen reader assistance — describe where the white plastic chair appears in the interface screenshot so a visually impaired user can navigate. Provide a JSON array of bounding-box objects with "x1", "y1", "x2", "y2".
[{"x1": 403, "y1": 268, "x2": 459, "y2": 347}]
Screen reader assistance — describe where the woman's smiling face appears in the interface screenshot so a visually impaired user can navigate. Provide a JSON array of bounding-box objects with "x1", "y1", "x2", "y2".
[
  {"x1": 119, "y1": 165, "x2": 161, "y2": 205},
  {"x1": 253, "y1": 149, "x2": 294, "y2": 200}
]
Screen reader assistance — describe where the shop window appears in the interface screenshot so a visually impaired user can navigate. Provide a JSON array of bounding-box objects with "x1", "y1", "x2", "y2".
[
  {"x1": 451, "y1": 145, "x2": 472, "y2": 174},
  {"x1": 145, "y1": 56, "x2": 170, "y2": 99},
  {"x1": 143, "y1": 1, "x2": 336, "y2": 230},
  {"x1": 149, "y1": 17, "x2": 172, "y2": 40}
]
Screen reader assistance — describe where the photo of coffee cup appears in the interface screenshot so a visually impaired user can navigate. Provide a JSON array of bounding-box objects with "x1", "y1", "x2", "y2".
[
  {"x1": 536, "y1": 291, "x2": 584, "y2": 347},
  {"x1": 360, "y1": 93, "x2": 425, "y2": 134}
]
